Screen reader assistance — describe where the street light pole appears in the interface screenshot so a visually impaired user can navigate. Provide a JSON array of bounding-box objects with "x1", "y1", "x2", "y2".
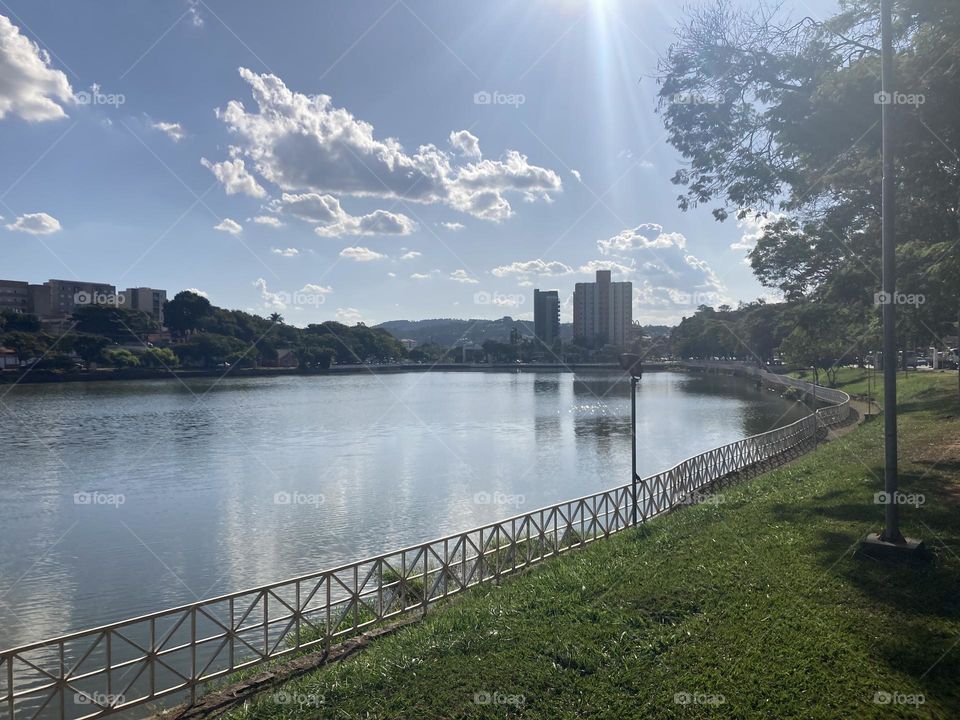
[
  {"x1": 879, "y1": 0, "x2": 904, "y2": 544},
  {"x1": 862, "y1": 0, "x2": 923, "y2": 558},
  {"x1": 620, "y1": 354, "x2": 643, "y2": 525}
]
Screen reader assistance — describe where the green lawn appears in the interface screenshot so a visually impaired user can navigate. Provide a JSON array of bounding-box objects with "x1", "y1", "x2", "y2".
[{"x1": 226, "y1": 372, "x2": 960, "y2": 719}]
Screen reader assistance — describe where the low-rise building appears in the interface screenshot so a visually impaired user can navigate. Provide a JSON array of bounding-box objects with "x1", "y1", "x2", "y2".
[
  {"x1": 123, "y1": 287, "x2": 167, "y2": 323},
  {"x1": 0, "y1": 280, "x2": 31, "y2": 313}
]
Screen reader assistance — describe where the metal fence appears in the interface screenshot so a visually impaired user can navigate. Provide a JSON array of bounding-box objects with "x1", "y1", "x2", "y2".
[{"x1": 0, "y1": 369, "x2": 850, "y2": 720}]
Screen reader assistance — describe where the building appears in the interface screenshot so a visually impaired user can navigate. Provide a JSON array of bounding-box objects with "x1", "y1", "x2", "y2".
[
  {"x1": 34, "y1": 279, "x2": 120, "y2": 317},
  {"x1": 124, "y1": 287, "x2": 167, "y2": 324},
  {"x1": 0, "y1": 280, "x2": 31, "y2": 313},
  {"x1": 573, "y1": 270, "x2": 632, "y2": 346},
  {"x1": 533, "y1": 289, "x2": 560, "y2": 345}
]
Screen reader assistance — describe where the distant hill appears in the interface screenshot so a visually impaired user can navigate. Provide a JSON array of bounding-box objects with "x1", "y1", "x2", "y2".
[
  {"x1": 376, "y1": 318, "x2": 673, "y2": 346},
  {"x1": 376, "y1": 317, "x2": 574, "y2": 346}
]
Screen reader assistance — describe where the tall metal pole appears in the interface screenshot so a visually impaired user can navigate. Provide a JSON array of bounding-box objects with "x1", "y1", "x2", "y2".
[
  {"x1": 880, "y1": 0, "x2": 904, "y2": 544},
  {"x1": 631, "y1": 376, "x2": 638, "y2": 525}
]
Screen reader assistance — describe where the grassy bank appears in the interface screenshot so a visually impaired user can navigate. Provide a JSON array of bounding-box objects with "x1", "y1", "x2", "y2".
[{"x1": 226, "y1": 372, "x2": 960, "y2": 719}]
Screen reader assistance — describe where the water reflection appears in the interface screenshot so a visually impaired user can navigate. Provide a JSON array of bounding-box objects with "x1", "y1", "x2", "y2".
[{"x1": 0, "y1": 370, "x2": 810, "y2": 650}]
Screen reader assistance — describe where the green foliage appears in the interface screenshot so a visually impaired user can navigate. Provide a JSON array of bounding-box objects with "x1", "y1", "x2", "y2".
[
  {"x1": 659, "y1": 0, "x2": 960, "y2": 343},
  {"x1": 163, "y1": 291, "x2": 213, "y2": 337},
  {"x1": 140, "y1": 347, "x2": 178, "y2": 368},
  {"x1": 0, "y1": 310, "x2": 40, "y2": 333},
  {"x1": 72, "y1": 305, "x2": 158, "y2": 342},
  {"x1": 173, "y1": 333, "x2": 248, "y2": 368},
  {"x1": 103, "y1": 348, "x2": 140, "y2": 368}
]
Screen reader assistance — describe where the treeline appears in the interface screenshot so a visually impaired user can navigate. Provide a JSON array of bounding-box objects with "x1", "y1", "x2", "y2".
[
  {"x1": 658, "y1": 0, "x2": 960, "y2": 370},
  {"x1": 0, "y1": 291, "x2": 406, "y2": 371}
]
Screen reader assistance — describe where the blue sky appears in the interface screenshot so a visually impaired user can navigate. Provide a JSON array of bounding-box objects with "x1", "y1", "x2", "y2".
[{"x1": 0, "y1": 0, "x2": 838, "y2": 326}]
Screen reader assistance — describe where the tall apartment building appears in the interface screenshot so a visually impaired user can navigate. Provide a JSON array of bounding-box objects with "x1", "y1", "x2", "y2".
[
  {"x1": 124, "y1": 287, "x2": 167, "y2": 324},
  {"x1": 572, "y1": 270, "x2": 632, "y2": 346},
  {"x1": 37, "y1": 279, "x2": 120, "y2": 316},
  {"x1": 533, "y1": 289, "x2": 560, "y2": 345},
  {"x1": 0, "y1": 280, "x2": 31, "y2": 313}
]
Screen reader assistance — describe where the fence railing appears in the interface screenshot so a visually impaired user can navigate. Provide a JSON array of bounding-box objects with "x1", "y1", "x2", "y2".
[{"x1": 0, "y1": 368, "x2": 850, "y2": 720}]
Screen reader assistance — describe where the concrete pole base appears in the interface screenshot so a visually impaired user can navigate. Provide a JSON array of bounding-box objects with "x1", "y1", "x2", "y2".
[{"x1": 858, "y1": 533, "x2": 927, "y2": 562}]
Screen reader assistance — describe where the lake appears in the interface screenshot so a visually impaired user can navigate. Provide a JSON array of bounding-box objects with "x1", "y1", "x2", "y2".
[{"x1": 0, "y1": 369, "x2": 810, "y2": 650}]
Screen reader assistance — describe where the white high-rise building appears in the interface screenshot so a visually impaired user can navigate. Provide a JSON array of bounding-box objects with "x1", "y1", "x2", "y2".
[{"x1": 572, "y1": 270, "x2": 632, "y2": 346}]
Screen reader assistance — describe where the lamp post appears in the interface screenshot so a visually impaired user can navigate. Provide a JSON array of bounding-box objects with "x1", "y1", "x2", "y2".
[
  {"x1": 862, "y1": 0, "x2": 923, "y2": 558},
  {"x1": 620, "y1": 353, "x2": 643, "y2": 525}
]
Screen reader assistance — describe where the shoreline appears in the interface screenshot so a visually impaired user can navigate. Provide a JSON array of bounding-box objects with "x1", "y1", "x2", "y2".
[{"x1": 0, "y1": 362, "x2": 672, "y2": 385}]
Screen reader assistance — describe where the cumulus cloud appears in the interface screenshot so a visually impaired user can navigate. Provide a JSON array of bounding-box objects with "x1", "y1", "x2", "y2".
[
  {"x1": 592, "y1": 224, "x2": 730, "y2": 322},
  {"x1": 252, "y1": 215, "x2": 284, "y2": 227},
  {"x1": 213, "y1": 68, "x2": 561, "y2": 223},
  {"x1": 6, "y1": 212, "x2": 61, "y2": 234},
  {"x1": 438, "y1": 221, "x2": 465, "y2": 231},
  {"x1": 214, "y1": 218, "x2": 243, "y2": 234},
  {"x1": 274, "y1": 192, "x2": 415, "y2": 237},
  {"x1": 732, "y1": 212, "x2": 782, "y2": 253},
  {"x1": 201, "y1": 156, "x2": 266, "y2": 198},
  {"x1": 335, "y1": 307, "x2": 364, "y2": 324},
  {"x1": 150, "y1": 120, "x2": 185, "y2": 142},
  {"x1": 491, "y1": 259, "x2": 574, "y2": 279},
  {"x1": 183, "y1": 287, "x2": 208, "y2": 298},
  {"x1": 339, "y1": 246, "x2": 386, "y2": 262},
  {"x1": 254, "y1": 278, "x2": 332, "y2": 311},
  {"x1": 410, "y1": 271, "x2": 439, "y2": 281},
  {"x1": 449, "y1": 129, "x2": 481, "y2": 159},
  {"x1": 597, "y1": 224, "x2": 686, "y2": 254},
  {"x1": 271, "y1": 247, "x2": 299, "y2": 257},
  {"x1": 570, "y1": 169, "x2": 582, "y2": 182},
  {"x1": 0, "y1": 15, "x2": 74, "y2": 122},
  {"x1": 450, "y1": 269, "x2": 479, "y2": 284},
  {"x1": 399, "y1": 250, "x2": 421, "y2": 260}
]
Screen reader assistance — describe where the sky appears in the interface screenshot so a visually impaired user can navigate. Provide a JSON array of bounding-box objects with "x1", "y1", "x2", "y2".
[{"x1": 0, "y1": 0, "x2": 839, "y2": 327}]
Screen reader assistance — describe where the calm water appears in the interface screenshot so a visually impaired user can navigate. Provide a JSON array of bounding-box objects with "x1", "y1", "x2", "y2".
[{"x1": 0, "y1": 370, "x2": 809, "y2": 649}]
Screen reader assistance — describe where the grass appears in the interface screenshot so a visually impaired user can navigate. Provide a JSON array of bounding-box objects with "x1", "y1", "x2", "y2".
[{"x1": 224, "y1": 372, "x2": 960, "y2": 719}]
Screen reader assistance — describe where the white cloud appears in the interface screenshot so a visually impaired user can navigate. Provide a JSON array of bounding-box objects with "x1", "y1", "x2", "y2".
[
  {"x1": 732, "y1": 212, "x2": 782, "y2": 252},
  {"x1": 201, "y1": 156, "x2": 266, "y2": 198},
  {"x1": 253, "y1": 278, "x2": 332, "y2": 313},
  {"x1": 410, "y1": 271, "x2": 438, "y2": 281},
  {"x1": 597, "y1": 224, "x2": 686, "y2": 254},
  {"x1": 252, "y1": 215, "x2": 284, "y2": 227},
  {"x1": 271, "y1": 247, "x2": 299, "y2": 257},
  {"x1": 339, "y1": 246, "x2": 386, "y2": 262},
  {"x1": 0, "y1": 15, "x2": 73, "y2": 122},
  {"x1": 400, "y1": 250, "x2": 421, "y2": 260},
  {"x1": 387, "y1": 271, "x2": 397, "y2": 278},
  {"x1": 450, "y1": 269, "x2": 479, "y2": 284},
  {"x1": 449, "y1": 129, "x2": 481, "y2": 159},
  {"x1": 150, "y1": 120, "x2": 185, "y2": 142},
  {"x1": 274, "y1": 192, "x2": 415, "y2": 237},
  {"x1": 214, "y1": 218, "x2": 243, "y2": 234},
  {"x1": 182, "y1": 288, "x2": 208, "y2": 298},
  {"x1": 253, "y1": 278, "x2": 286, "y2": 310},
  {"x1": 6, "y1": 212, "x2": 61, "y2": 234},
  {"x1": 491, "y1": 259, "x2": 574, "y2": 279},
  {"x1": 570, "y1": 169, "x2": 582, "y2": 182},
  {"x1": 335, "y1": 307, "x2": 364, "y2": 324},
  {"x1": 215, "y1": 68, "x2": 562, "y2": 222},
  {"x1": 578, "y1": 259, "x2": 634, "y2": 276},
  {"x1": 438, "y1": 221, "x2": 465, "y2": 231}
]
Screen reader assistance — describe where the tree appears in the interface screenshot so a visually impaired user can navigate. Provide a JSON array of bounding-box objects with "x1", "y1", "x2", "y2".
[
  {"x1": 141, "y1": 347, "x2": 179, "y2": 368},
  {"x1": 66, "y1": 334, "x2": 109, "y2": 367},
  {"x1": 164, "y1": 291, "x2": 213, "y2": 338},
  {"x1": 2, "y1": 331, "x2": 48, "y2": 366},
  {"x1": 73, "y1": 306, "x2": 158, "y2": 342},
  {"x1": 103, "y1": 348, "x2": 141, "y2": 368},
  {"x1": 269, "y1": 312, "x2": 284, "y2": 324},
  {"x1": 173, "y1": 333, "x2": 247, "y2": 368},
  {"x1": 659, "y1": 0, "x2": 960, "y2": 347},
  {"x1": 0, "y1": 310, "x2": 40, "y2": 332}
]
